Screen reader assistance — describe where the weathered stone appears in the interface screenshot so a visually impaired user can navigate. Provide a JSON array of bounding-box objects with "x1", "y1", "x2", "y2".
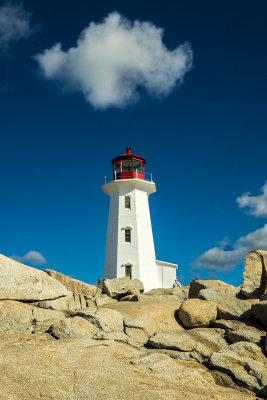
[
  {"x1": 179, "y1": 298, "x2": 217, "y2": 328},
  {"x1": 0, "y1": 254, "x2": 69, "y2": 301},
  {"x1": 0, "y1": 300, "x2": 33, "y2": 334},
  {"x1": 73, "y1": 307, "x2": 124, "y2": 332},
  {"x1": 32, "y1": 292, "x2": 87, "y2": 312},
  {"x1": 189, "y1": 279, "x2": 238, "y2": 299},
  {"x1": 213, "y1": 319, "x2": 266, "y2": 346},
  {"x1": 102, "y1": 300, "x2": 184, "y2": 336},
  {"x1": 210, "y1": 341, "x2": 267, "y2": 396},
  {"x1": 199, "y1": 289, "x2": 252, "y2": 320},
  {"x1": 102, "y1": 277, "x2": 144, "y2": 299},
  {"x1": 0, "y1": 335, "x2": 255, "y2": 400},
  {"x1": 251, "y1": 300, "x2": 267, "y2": 326},
  {"x1": 44, "y1": 268, "x2": 101, "y2": 298},
  {"x1": 143, "y1": 286, "x2": 189, "y2": 302},
  {"x1": 49, "y1": 316, "x2": 99, "y2": 339},
  {"x1": 241, "y1": 250, "x2": 267, "y2": 299},
  {"x1": 124, "y1": 327, "x2": 149, "y2": 345},
  {"x1": 95, "y1": 294, "x2": 118, "y2": 306},
  {"x1": 149, "y1": 328, "x2": 227, "y2": 361},
  {"x1": 210, "y1": 369, "x2": 258, "y2": 395},
  {"x1": 31, "y1": 306, "x2": 66, "y2": 334}
]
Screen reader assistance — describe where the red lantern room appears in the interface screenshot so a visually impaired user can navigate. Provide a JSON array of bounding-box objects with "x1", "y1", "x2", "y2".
[{"x1": 111, "y1": 147, "x2": 145, "y2": 180}]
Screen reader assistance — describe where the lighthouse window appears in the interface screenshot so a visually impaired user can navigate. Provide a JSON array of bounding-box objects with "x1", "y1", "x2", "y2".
[
  {"x1": 122, "y1": 160, "x2": 133, "y2": 172},
  {"x1": 125, "y1": 265, "x2": 132, "y2": 279},
  {"x1": 133, "y1": 160, "x2": 142, "y2": 173},
  {"x1": 125, "y1": 229, "x2": 131, "y2": 242},
  {"x1": 125, "y1": 196, "x2": 131, "y2": 209}
]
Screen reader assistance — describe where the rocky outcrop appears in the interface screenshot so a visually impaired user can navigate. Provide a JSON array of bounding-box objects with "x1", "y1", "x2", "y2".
[
  {"x1": 49, "y1": 316, "x2": 100, "y2": 339},
  {"x1": 241, "y1": 250, "x2": 267, "y2": 299},
  {"x1": 0, "y1": 254, "x2": 69, "y2": 301},
  {"x1": 210, "y1": 341, "x2": 267, "y2": 396},
  {"x1": 101, "y1": 300, "x2": 184, "y2": 336},
  {"x1": 101, "y1": 276, "x2": 144, "y2": 299},
  {"x1": 143, "y1": 286, "x2": 189, "y2": 302},
  {"x1": 213, "y1": 319, "x2": 266, "y2": 347},
  {"x1": 178, "y1": 298, "x2": 217, "y2": 328},
  {"x1": 73, "y1": 307, "x2": 124, "y2": 332},
  {"x1": 44, "y1": 268, "x2": 101, "y2": 298},
  {"x1": 0, "y1": 250, "x2": 266, "y2": 399},
  {"x1": 199, "y1": 288, "x2": 252, "y2": 320},
  {"x1": 0, "y1": 335, "x2": 257, "y2": 400},
  {"x1": 189, "y1": 279, "x2": 238, "y2": 299}
]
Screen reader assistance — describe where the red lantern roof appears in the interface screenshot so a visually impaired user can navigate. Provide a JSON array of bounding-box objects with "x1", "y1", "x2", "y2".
[
  {"x1": 111, "y1": 147, "x2": 146, "y2": 181},
  {"x1": 111, "y1": 147, "x2": 146, "y2": 165}
]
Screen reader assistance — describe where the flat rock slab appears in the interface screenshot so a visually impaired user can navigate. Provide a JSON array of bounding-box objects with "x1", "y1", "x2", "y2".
[
  {"x1": 73, "y1": 307, "x2": 124, "y2": 332},
  {"x1": 189, "y1": 279, "x2": 238, "y2": 299},
  {"x1": 199, "y1": 289, "x2": 252, "y2": 320},
  {"x1": 210, "y1": 341, "x2": 267, "y2": 396},
  {"x1": 44, "y1": 269, "x2": 101, "y2": 298},
  {"x1": 0, "y1": 254, "x2": 69, "y2": 301},
  {"x1": 241, "y1": 250, "x2": 267, "y2": 299},
  {"x1": 101, "y1": 300, "x2": 184, "y2": 336},
  {"x1": 0, "y1": 335, "x2": 257, "y2": 400},
  {"x1": 149, "y1": 328, "x2": 227, "y2": 361},
  {"x1": 213, "y1": 319, "x2": 266, "y2": 346}
]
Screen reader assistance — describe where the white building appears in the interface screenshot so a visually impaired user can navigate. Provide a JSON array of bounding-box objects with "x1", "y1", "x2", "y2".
[{"x1": 102, "y1": 147, "x2": 177, "y2": 292}]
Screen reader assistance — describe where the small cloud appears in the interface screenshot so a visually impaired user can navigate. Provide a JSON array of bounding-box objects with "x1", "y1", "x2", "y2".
[
  {"x1": 10, "y1": 250, "x2": 47, "y2": 267},
  {"x1": 35, "y1": 12, "x2": 193, "y2": 109},
  {"x1": 193, "y1": 181, "x2": 267, "y2": 272},
  {"x1": 0, "y1": 1, "x2": 33, "y2": 54},
  {"x1": 237, "y1": 181, "x2": 267, "y2": 218}
]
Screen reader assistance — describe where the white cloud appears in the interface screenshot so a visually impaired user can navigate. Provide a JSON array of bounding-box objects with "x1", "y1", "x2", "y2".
[
  {"x1": 0, "y1": 1, "x2": 32, "y2": 53},
  {"x1": 193, "y1": 246, "x2": 247, "y2": 272},
  {"x1": 237, "y1": 181, "x2": 267, "y2": 218},
  {"x1": 194, "y1": 182, "x2": 267, "y2": 272},
  {"x1": 10, "y1": 250, "x2": 47, "y2": 267},
  {"x1": 35, "y1": 12, "x2": 193, "y2": 109}
]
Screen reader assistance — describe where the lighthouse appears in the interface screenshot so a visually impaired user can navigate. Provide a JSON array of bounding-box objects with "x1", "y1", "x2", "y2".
[{"x1": 102, "y1": 147, "x2": 177, "y2": 292}]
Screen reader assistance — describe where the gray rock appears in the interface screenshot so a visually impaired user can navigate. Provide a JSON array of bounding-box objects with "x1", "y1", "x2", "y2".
[
  {"x1": 143, "y1": 286, "x2": 189, "y2": 302},
  {"x1": 199, "y1": 289, "x2": 252, "y2": 320},
  {"x1": 210, "y1": 341, "x2": 267, "y2": 396},
  {"x1": 95, "y1": 294, "x2": 118, "y2": 306},
  {"x1": 0, "y1": 254, "x2": 69, "y2": 301},
  {"x1": 102, "y1": 277, "x2": 144, "y2": 299},
  {"x1": 213, "y1": 319, "x2": 266, "y2": 346},
  {"x1": 149, "y1": 328, "x2": 227, "y2": 361},
  {"x1": 178, "y1": 298, "x2": 217, "y2": 328},
  {"x1": 49, "y1": 316, "x2": 99, "y2": 339},
  {"x1": 241, "y1": 249, "x2": 267, "y2": 299},
  {"x1": 0, "y1": 300, "x2": 33, "y2": 334},
  {"x1": 44, "y1": 268, "x2": 101, "y2": 298},
  {"x1": 101, "y1": 300, "x2": 184, "y2": 336},
  {"x1": 31, "y1": 307, "x2": 66, "y2": 333},
  {"x1": 32, "y1": 292, "x2": 87, "y2": 312},
  {"x1": 189, "y1": 279, "x2": 238, "y2": 299},
  {"x1": 251, "y1": 300, "x2": 267, "y2": 326},
  {"x1": 73, "y1": 307, "x2": 124, "y2": 332}
]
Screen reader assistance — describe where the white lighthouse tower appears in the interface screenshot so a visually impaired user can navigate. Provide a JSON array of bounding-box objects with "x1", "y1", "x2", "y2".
[{"x1": 102, "y1": 147, "x2": 177, "y2": 292}]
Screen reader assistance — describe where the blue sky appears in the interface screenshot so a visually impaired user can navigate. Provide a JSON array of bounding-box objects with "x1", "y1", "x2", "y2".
[{"x1": 0, "y1": 0, "x2": 267, "y2": 286}]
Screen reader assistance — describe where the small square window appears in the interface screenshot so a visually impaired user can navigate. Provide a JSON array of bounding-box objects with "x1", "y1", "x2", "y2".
[
  {"x1": 125, "y1": 196, "x2": 131, "y2": 209},
  {"x1": 125, "y1": 265, "x2": 132, "y2": 279},
  {"x1": 125, "y1": 229, "x2": 131, "y2": 243}
]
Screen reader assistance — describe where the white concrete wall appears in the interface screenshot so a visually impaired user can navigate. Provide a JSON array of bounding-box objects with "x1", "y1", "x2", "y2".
[
  {"x1": 102, "y1": 179, "x2": 178, "y2": 292},
  {"x1": 156, "y1": 260, "x2": 178, "y2": 288}
]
